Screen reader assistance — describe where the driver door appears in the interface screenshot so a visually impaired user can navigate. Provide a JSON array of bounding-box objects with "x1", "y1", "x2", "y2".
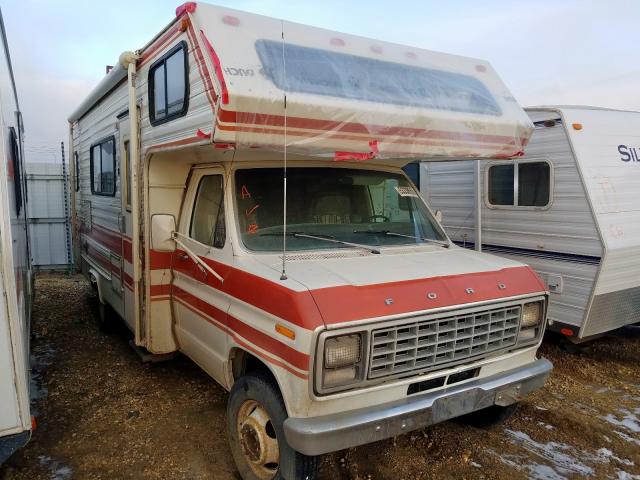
[{"x1": 172, "y1": 166, "x2": 231, "y2": 386}]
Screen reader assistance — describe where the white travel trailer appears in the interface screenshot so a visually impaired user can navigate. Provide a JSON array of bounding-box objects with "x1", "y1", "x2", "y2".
[
  {"x1": 68, "y1": 3, "x2": 552, "y2": 479},
  {"x1": 421, "y1": 106, "x2": 640, "y2": 344},
  {"x1": 0, "y1": 8, "x2": 34, "y2": 465}
]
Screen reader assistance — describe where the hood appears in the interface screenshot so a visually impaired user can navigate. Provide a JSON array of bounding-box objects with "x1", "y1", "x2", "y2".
[{"x1": 257, "y1": 245, "x2": 546, "y2": 325}]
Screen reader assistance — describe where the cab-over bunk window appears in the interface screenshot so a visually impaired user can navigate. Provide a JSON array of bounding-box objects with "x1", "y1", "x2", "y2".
[
  {"x1": 90, "y1": 136, "x2": 116, "y2": 196},
  {"x1": 486, "y1": 160, "x2": 552, "y2": 209},
  {"x1": 148, "y1": 41, "x2": 189, "y2": 126}
]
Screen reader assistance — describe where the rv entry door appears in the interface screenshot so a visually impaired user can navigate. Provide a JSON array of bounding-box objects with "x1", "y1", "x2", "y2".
[{"x1": 118, "y1": 114, "x2": 135, "y2": 331}]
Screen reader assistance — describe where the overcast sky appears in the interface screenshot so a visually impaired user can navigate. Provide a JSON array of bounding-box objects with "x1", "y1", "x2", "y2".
[{"x1": 2, "y1": 0, "x2": 639, "y2": 162}]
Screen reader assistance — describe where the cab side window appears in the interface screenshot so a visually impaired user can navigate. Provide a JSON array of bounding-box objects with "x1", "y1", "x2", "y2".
[{"x1": 190, "y1": 175, "x2": 225, "y2": 248}]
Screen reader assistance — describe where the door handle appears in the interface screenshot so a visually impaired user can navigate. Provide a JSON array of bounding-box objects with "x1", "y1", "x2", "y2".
[{"x1": 177, "y1": 252, "x2": 189, "y2": 262}]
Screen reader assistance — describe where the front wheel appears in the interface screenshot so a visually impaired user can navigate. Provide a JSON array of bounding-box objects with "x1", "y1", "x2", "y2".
[
  {"x1": 457, "y1": 403, "x2": 518, "y2": 429},
  {"x1": 227, "y1": 373, "x2": 318, "y2": 480}
]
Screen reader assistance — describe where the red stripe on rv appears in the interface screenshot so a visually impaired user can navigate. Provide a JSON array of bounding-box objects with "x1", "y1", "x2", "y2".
[
  {"x1": 172, "y1": 285, "x2": 310, "y2": 373},
  {"x1": 200, "y1": 30, "x2": 229, "y2": 104},
  {"x1": 167, "y1": 250, "x2": 544, "y2": 328},
  {"x1": 217, "y1": 108, "x2": 518, "y2": 145},
  {"x1": 185, "y1": 21, "x2": 218, "y2": 107},
  {"x1": 138, "y1": 23, "x2": 183, "y2": 68}
]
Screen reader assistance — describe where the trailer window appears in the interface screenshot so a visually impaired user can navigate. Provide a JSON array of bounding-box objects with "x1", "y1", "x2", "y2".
[
  {"x1": 190, "y1": 175, "x2": 225, "y2": 248},
  {"x1": 487, "y1": 161, "x2": 551, "y2": 208},
  {"x1": 149, "y1": 41, "x2": 188, "y2": 126},
  {"x1": 9, "y1": 127, "x2": 22, "y2": 216},
  {"x1": 90, "y1": 137, "x2": 116, "y2": 196}
]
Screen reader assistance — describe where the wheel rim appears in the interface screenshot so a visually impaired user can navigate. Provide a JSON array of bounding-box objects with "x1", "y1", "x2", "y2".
[{"x1": 236, "y1": 399, "x2": 280, "y2": 479}]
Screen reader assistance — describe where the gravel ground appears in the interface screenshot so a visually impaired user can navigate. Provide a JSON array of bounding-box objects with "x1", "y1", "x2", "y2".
[{"x1": 1, "y1": 273, "x2": 639, "y2": 480}]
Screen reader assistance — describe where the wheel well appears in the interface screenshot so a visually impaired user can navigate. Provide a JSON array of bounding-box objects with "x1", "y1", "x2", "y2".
[{"x1": 230, "y1": 348, "x2": 277, "y2": 386}]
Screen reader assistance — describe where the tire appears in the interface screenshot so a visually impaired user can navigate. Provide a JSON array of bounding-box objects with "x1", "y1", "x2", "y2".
[
  {"x1": 458, "y1": 403, "x2": 518, "y2": 429},
  {"x1": 227, "y1": 373, "x2": 318, "y2": 480},
  {"x1": 97, "y1": 301, "x2": 118, "y2": 333}
]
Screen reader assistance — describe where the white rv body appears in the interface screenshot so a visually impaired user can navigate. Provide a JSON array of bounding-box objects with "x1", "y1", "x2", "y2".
[
  {"x1": 421, "y1": 106, "x2": 640, "y2": 341},
  {"x1": 69, "y1": 3, "x2": 551, "y2": 477},
  {"x1": 0, "y1": 8, "x2": 34, "y2": 464}
]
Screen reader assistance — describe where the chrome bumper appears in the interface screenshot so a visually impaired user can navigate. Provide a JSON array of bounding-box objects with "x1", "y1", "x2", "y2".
[{"x1": 284, "y1": 358, "x2": 552, "y2": 456}]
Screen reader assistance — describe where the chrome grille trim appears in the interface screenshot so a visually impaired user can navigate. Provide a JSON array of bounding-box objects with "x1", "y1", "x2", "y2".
[{"x1": 368, "y1": 305, "x2": 521, "y2": 379}]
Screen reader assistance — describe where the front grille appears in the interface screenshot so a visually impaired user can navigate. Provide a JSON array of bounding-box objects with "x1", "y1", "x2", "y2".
[{"x1": 368, "y1": 305, "x2": 521, "y2": 379}]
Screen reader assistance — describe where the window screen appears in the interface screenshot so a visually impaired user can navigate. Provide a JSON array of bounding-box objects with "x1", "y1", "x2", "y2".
[
  {"x1": 149, "y1": 42, "x2": 188, "y2": 125},
  {"x1": 487, "y1": 161, "x2": 551, "y2": 207},
  {"x1": 488, "y1": 164, "x2": 514, "y2": 206},
  {"x1": 518, "y1": 162, "x2": 550, "y2": 207},
  {"x1": 190, "y1": 175, "x2": 225, "y2": 248},
  {"x1": 90, "y1": 137, "x2": 116, "y2": 196}
]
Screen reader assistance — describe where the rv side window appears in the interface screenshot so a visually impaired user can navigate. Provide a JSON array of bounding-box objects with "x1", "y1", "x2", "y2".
[
  {"x1": 190, "y1": 175, "x2": 225, "y2": 248},
  {"x1": 487, "y1": 161, "x2": 551, "y2": 208},
  {"x1": 90, "y1": 137, "x2": 116, "y2": 196},
  {"x1": 9, "y1": 127, "x2": 22, "y2": 216},
  {"x1": 149, "y1": 41, "x2": 188, "y2": 126}
]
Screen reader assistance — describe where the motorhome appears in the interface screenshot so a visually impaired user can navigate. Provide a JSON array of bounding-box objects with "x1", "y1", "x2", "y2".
[
  {"x1": 0, "y1": 8, "x2": 34, "y2": 465},
  {"x1": 421, "y1": 106, "x2": 640, "y2": 345},
  {"x1": 68, "y1": 3, "x2": 552, "y2": 478}
]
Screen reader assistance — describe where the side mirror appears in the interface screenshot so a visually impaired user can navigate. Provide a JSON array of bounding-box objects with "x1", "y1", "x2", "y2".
[
  {"x1": 435, "y1": 210, "x2": 443, "y2": 223},
  {"x1": 151, "y1": 214, "x2": 176, "y2": 252}
]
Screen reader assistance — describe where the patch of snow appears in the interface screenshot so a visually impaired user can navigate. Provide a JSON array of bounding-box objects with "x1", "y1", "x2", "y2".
[
  {"x1": 471, "y1": 461, "x2": 482, "y2": 468},
  {"x1": 38, "y1": 455, "x2": 72, "y2": 480},
  {"x1": 537, "y1": 421, "x2": 555, "y2": 430},
  {"x1": 601, "y1": 409, "x2": 640, "y2": 433},
  {"x1": 616, "y1": 470, "x2": 640, "y2": 480},
  {"x1": 504, "y1": 430, "x2": 594, "y2": 477},
  {"x1": 614, "y1": 430, "x2": 640, "y2": 446}
]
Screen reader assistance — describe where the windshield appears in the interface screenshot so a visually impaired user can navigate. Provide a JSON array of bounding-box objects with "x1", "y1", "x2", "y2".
[{"x1": 235, "y1": 167, "x2": 447, "y2": 252}]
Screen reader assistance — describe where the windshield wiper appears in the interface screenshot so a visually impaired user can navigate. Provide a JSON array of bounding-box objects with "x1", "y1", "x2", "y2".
[
  {"x1": 353, "y1": 230, "x2": 450, "y2": 248},
  {"x1": 260, "y1": 231, "x2": 381, "y2": 254}
]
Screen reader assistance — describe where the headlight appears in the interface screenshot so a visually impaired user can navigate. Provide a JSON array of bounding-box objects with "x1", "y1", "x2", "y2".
[
  {"x1": 321, "y1": 333, "x2": 366, "y2": 391},
  {"x1": 325, "y1": 335, "x2": 361, "y2": 368},
  {"x1": 522, "y1": 301, "x2": 542, "y2": 328}
]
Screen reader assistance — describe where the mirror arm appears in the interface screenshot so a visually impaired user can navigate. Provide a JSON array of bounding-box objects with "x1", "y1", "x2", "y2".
[{"x1": 171, "y1": 232, "x2": 224, "y2": 283}]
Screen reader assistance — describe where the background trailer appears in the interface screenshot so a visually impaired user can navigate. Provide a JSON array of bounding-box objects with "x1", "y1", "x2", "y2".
[
  {"x1": 0, "y1": 8, "x2": 34, "y2": 464},
  {"x1": 421, "y1": 106, "x2": 640, "y2": 343}
]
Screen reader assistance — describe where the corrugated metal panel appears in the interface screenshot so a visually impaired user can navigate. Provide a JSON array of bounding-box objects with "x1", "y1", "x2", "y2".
[
  {"x1": 421, "y1": 109, "x2": 603, "y2": 334},
  {"x1": 26, "y1": 162, "x2": 71, "y2": 269}
]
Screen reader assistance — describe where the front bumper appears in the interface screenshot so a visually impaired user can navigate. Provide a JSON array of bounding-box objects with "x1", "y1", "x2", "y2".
[{"x1": 284, "y1": 357, "x2": 552, "y2": 456}]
